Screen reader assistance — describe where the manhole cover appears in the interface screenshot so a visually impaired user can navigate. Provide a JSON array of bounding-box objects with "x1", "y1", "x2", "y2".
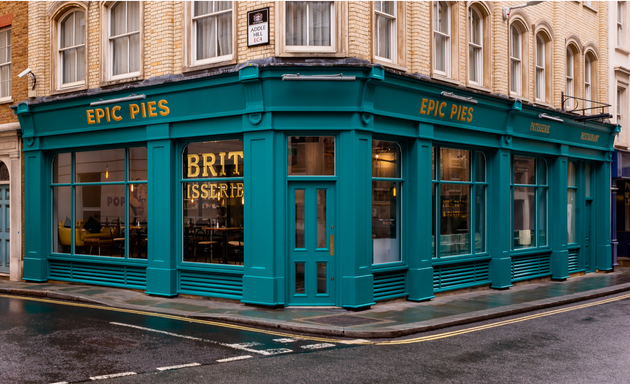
[{"x1": 304, "y1": 314, "x2": 383, "y2": 327}]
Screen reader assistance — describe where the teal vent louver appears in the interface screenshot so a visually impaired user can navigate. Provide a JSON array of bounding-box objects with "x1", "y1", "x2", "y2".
[
  {"x1": 373, "y1": 271, "x2": 407, "y2": 301},
  {"x1": 511, "y1": 253, "x2": 552, "y2": 282},
  {"x1": 433, "y1": 260, "x2": 491, "y2": 292},
  {"x1": 568, "y1": 249, "x2": 580, "y2": 273},
  {"x1": 49, "y1": 260, "x2": 147, "y2": 289},
  {"x1": 178, "y1": 270, "x2": 243, "y2": 299}
]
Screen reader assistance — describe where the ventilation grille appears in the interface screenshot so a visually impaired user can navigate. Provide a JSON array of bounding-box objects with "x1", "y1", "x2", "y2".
[
  {"x1": 433, "y1": 260, "x2": 491, "y2": 292},
  {"x1": 179, "y1": 270, "x2": 243, "y2": 299},
  {"x1": 49, "y1": 260, "x2": 146, "y2": 289},
  {"x1": 373, "y1": 271, "x2": 407, "y2": 301},
  {"x1": 568, "y1": 249, "x2": 580, "y2": 273},
  {"x1": 511, "y1": 253, "x2": 552, "y2": 281}
]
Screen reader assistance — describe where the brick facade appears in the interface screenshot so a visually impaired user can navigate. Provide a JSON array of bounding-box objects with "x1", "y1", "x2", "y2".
[
  {"x1": 0, "y1": 2, "x2": 27, "y2": 124},
  {"x1": 25, "y1": 1, "x2": 609, "y2": 111}
]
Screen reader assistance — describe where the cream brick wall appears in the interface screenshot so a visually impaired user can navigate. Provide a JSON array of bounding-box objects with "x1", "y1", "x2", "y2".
[{"x1": 26, "y1": 1, "x2": 609, "y2": 111}]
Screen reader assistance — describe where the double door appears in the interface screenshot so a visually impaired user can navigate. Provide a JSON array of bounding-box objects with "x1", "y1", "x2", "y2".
[{"x1": 288, "y1": 182, "x2": 336, "y2": 305}]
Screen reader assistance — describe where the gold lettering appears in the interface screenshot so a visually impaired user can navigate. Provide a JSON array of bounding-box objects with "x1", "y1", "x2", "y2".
[
  {"x1": 95, "y1": 108, "x2": 105, "y2": 124},
  {"x1": 147, "y1": 101, "x2": 157, "y2": 117},
  {"x1": 220, "y1": 183, "x2": 229, "y2": 197},
  {"x1": 236, "y1": 182, "x2": 244, "y2": 197},
  {"x1": 187, "y1": 154, "x2": 200, "y2": 177},
  {"x1": 191, "y1": 184, "x2": 200, "y2": 199},
  {"x1": 450, "y1": 104, "x2": 458, "y2": 119},
  {"x1": 420, "y1": 98, "x2": 428, "y2": 115},
  {"x1": 158, "y1": 99, "x2": 170, "y2": 116},
  {"x1": 141, "y1": 102, "x2": 147, "y2": 118},
  {"x1": 200, "y1": 183, "x2": 209, "y2": 199},
  {"x1": 112, "y1": 106, "x2": 122, "y2": 121},
  {"x1": 129, "y1": 104, "x2": 140, "y2": 119},
  {"x1": 202, "y1": 153, "x2": 217, "y2": 177},
  {"x1": 187, "y1": 184, "x2": 190, "y2": 198},
  {"x1": 461, "y1": 106, "x2": 468, "y2": 121},
  {"x1": 467, "y1": 107, "x2": 473, "y2": 122},
  {"x1": 218, "y1": 152, "x2": 227, "y2": 176},
  {"x1": 228, "y1": 151, "x2": 244, "y2": 175},
  {"x1": 87, "y1": 109, "x2": 95, "y2": 124},
  {"x1": 438, "y1": 102, "x2": 446, "y2": 118},
  {"x1": 105, "y1": 107, "x2": 111, "y2": 122},
  {"x1": 427, "y1": 100, "x2": 435, "y2": 115},
  {"x1": 210, "y1": 184, "x2": 217, "y2": 198}
]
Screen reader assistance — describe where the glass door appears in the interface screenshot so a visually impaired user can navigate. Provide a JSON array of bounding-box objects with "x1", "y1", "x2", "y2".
[{"x1": 288, "y1": 182, "x2": 336, "y2": 305}]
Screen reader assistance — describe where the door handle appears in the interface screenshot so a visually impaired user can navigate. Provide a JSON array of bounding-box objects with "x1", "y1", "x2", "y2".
[{"x1": 330, "y1": 235, "x2": 334, "y2": 256}]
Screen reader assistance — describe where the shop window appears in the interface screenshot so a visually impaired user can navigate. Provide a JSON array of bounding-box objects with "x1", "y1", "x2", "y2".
[
  {"x1": 568, "y1": 161, "x2": 577, "y2": 244},
  {"x1": 372, "y1": 140, "x2": 402, "y2": 265},
  {"x1": 103, "y1": 1, "x2": 142, "y2": 81},
  {"x1": 182, "y1": 139, "x2": 244, "y2": 265},
  {"x1": 512, "y1": 156, "x2": 548, "y2": 249},
  {"x1": 288, "y1": 136, "x2": 335, "y2": 176},
  {"x1": 0, "y1": 27, "x2": 10, "y2": 99},
  {"x1": 185, "y1": 1, "x2": 235, "y2": 70},
  {"x1": 59, "y1": 10, "x2": 85, "y2": 87},
  {"x1": 51, "y1": 147, "x2": 148, "y2": 259},
  {"x1": 373, "y1": 2, "x2": 406, "y2": 70},
  {"x1": 432, "y1": 147, "x2": 487, "y2": 258}
]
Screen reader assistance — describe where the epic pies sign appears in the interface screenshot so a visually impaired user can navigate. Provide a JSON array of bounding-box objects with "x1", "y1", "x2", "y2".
[{"x1": 247, "y1": 8, "x2": 269, "y2": 47}]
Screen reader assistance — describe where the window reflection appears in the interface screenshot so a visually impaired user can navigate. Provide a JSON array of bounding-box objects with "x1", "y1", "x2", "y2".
[{"x1": 288, "y1": 136, "x2": 335, "y2": 176}]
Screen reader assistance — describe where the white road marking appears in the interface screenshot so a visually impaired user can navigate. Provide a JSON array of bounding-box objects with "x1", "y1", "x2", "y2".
[
  {"x1": 50, "y1": 382, "x2": 68, "y2": 384},
  {"x1": 301, "y1": 343, "x2": 336, "y2": 350},
  {"x1": 111, "y1": 322, "x2": 290, "y2": 356},
  {"x1": 90, "y1": 372, "x2": 136, "y2": 380},
  {"x1": 216, "y1": 355, "x2": 253, "y2": 363},
  {"x1": 273, "y1": 338, "x2": 297, "y2": 343},
  {"x1": 156, "y1": 363, "x2": 201, "y2": 371}
]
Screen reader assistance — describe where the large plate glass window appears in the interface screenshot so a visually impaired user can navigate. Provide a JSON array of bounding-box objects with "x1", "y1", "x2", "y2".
[
  {"x1": 432, "y1": 147, "x2": 487, "y2": 258},
  {"x1": 372, "y1": 140, "x2": 402, "y2": 264},
  {"x1": 512, "y1": 156, "x2": 548, "y2": 249},
  {"x1": 182, "y1": 139, "x2": 244, "y2": 265},
  {"x1": 51, "y1": 147, "x2": 148, "y2": 259}
]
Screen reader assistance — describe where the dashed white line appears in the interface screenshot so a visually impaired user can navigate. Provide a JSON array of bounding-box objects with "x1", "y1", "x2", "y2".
[
  {"x1": 111, "y1": 322, "x2": 204, "y2": 342},
  {"x1": 90, "y1": 372, "x2": 136, "y2": 380},
  {"x1": 156, "y1": 363, "x2": 201, "y2": 371},
  {"x1": 301, "y1": 343, "x2": 336, "y2": 350},
  {"x1": 223, "y1": 343, "x2": 292, "y2": 356},
  {"x1": 216, "y1": 355, "x2": 253, "y2": 363},
  {"x1": 273, "y1": 338, "x2": 297, "y2": 343}
]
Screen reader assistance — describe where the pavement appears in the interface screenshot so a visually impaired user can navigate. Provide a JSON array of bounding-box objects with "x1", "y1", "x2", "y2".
[{"x1": 2, "y1": 267, "x2": 630, "y2": 339}]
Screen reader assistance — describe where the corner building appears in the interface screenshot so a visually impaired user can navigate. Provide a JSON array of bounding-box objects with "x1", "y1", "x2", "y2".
[{"x1": 15, "y1": 1, "x2": 616, "y2": 308}]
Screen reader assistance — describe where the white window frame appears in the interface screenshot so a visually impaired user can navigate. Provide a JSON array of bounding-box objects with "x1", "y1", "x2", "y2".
[
  {"x1": 566, "y1": 49, "x2": 574, "y2": 109},
  {"x1": 619, "y1": 2, "x2": 625, "y2": 48},
  {"x1": 106, "y1": 1, "x2": 142, "y2": 81},
  {"x1": 58, "y1": 9, "x2": 86, "y2": 89},
  {"x1": 374, "y1": 1, "x2": 397, "y2": 64},
  {"x1": 535, "y1": 35, "x2": 546, "y2": 102},
  {"x1": 433, "y1": 1, "x2": 451, "y2": 77},
  {"x1": 510, "y1": 25, "x2": 522, "y2": 96},
  {"x1": 584, "y1": 56, "x2": 591, "y2": 110},
  {"x1": 0, "y1": 27, "x2": 11, "y2": 101},
  {"x1": 284, "y1": 1, "x2": 335, "y2": 53},
  {"x1": 618, "y1": 87, "x2": 625, "y2": 125},
  {"x1": 190, "y1": 1, "x2": 234, "y2": 66},
  {"x1": 468, "y1": 7, "x2": 483, "y2": 84}
]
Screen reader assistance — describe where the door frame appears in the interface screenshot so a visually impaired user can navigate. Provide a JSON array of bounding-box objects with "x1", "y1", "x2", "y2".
[{"x1": 286, "y1": 180, "x2": 338, "y2": 306}]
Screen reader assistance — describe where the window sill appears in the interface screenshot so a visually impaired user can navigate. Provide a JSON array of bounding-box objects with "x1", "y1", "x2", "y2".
[
  {"x1": 466, "y1": 82, "x2": 492, "y2": 93},
  {"x1": 52, "y1": 83, "x2": 87, "y2": 96},
  {"x1": 100, "y1": 75, "x2": 143, "y2": 88},
  {"x1": 616, "y1": 46, "x2": 630, "y2": 56},
  {"x1": 183, "y1": 57, "x2": 237, "y2": 74},
  {"x1": 584, "y1": 4, "x2": 598, "y2": 13},
  {"x1": 533, "y1": 100, "x2": 554, "y2": 109},
  {"x1": 0, "y1": 97, "x2": 13, "y2": 105},
  {"x1": 373, "y1": 58, "x2": 407, "y2": 73},
  {"x1": 510, "y1": 93, "x2": 530, "y2": 104},
  {"x1": 430, "y1": 73, "x2": 460, "y2": 87},
  {"x1": 276, "y1": 50, "x2": 347, "y2": 59}
]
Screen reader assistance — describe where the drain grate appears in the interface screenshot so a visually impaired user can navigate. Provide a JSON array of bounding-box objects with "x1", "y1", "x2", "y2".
[{"x1": 304, "y1": 314, "x2": 383, "y2": 327}]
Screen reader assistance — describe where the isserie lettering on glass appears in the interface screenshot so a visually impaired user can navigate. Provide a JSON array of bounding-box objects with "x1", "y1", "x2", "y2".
[{"x1": 86, "y1": 100, "x2": 170, "y2": 124}]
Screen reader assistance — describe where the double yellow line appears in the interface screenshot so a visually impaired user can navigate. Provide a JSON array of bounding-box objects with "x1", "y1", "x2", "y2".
[{"x1": 3, "y1": 292, "x2": 629, "y2": 346}]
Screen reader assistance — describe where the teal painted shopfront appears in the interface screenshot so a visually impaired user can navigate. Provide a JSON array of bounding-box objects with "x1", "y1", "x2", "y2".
[{"x1": 14, "y1": 64, "x2": 618, "y2": 308}]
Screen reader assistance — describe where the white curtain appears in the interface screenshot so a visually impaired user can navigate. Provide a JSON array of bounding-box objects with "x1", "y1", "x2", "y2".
[
  {"x1": 111, "y1": 2, "x2": 140, "y2": 76},
  {"x1": 286, "y1": 2, "x2": 307, "y2": 46},
  {"x1": 217, "y1": 12, "x2": 232, "y2": 56},
  {"x1": 195, "y1": 1, "x2": 232, "y2": 60},
  {"x1": 376, "y1": 15, "x2": 391, "y2": 59},
  {"x1": 61, "y1": 11, "x2": 85, "y2": 84},
  {"x1": 309, "y1": 2, "x2": 330, "y2": 46}
]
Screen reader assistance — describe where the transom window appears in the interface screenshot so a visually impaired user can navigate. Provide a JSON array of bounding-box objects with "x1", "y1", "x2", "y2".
[
  {"x1": 192, "y1": 1, "x2": 233, "y2": 64},
  {"x1": 285, "y1": 1, "x2": 333, "y2": 47},
  {"x1": 432, "y1": 147, "x2": 487, "y2": 258},
  {"x1": 109, "y1": 1, "x2": 140, "y2": 78},
  {"x1": 512, "y1": 156, "x2": 548, "y2": 249},
  {"x1": 52, "y1": 148, "x2": 148, "y2": 259},
  {"x1": 372, "y1": 140, "x2": 402, "y2": 265},
  {"x1": 375, "y1": 1, "x2": 396, "y2": 62},
  {"x1": 510, "y1": 25, "x2": 522, "y2": 96},
  {"x1": 433, "y1": 1, "x2": 450, "y2": 75},
  {"x1": 182, "y1": 139, "x2": 244, "y2": 265},
  {"x1": 0, "y1": 27, "x2": 11, "y2": 99},
  {"x1": 59, "y1": 10, "x2": 85, "y2": 86},
  {"x1": 468, "y1": 7, "x2": 482, "y2": 84},
  {"x1": 288, "y1": 136, "x2": 335, "y2": 176}
]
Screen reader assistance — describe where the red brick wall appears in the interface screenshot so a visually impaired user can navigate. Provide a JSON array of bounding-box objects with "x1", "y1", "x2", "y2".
[{"x1": 0, "y1": 2, "x2": 27, "y2": 124}]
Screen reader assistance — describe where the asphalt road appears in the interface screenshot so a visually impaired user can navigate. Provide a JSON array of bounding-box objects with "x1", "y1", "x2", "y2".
[
  {"x1": 0, "y1": 296, "x2": 354, "y2": 383},
  {"x1": 104, "y1": 293, "x2": 630, "y2": 384}
]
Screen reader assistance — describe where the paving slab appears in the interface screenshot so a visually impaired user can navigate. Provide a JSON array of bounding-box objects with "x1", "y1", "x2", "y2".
[{"x1": 2, "y1": 267, "x2": 630, "y2": 339}]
